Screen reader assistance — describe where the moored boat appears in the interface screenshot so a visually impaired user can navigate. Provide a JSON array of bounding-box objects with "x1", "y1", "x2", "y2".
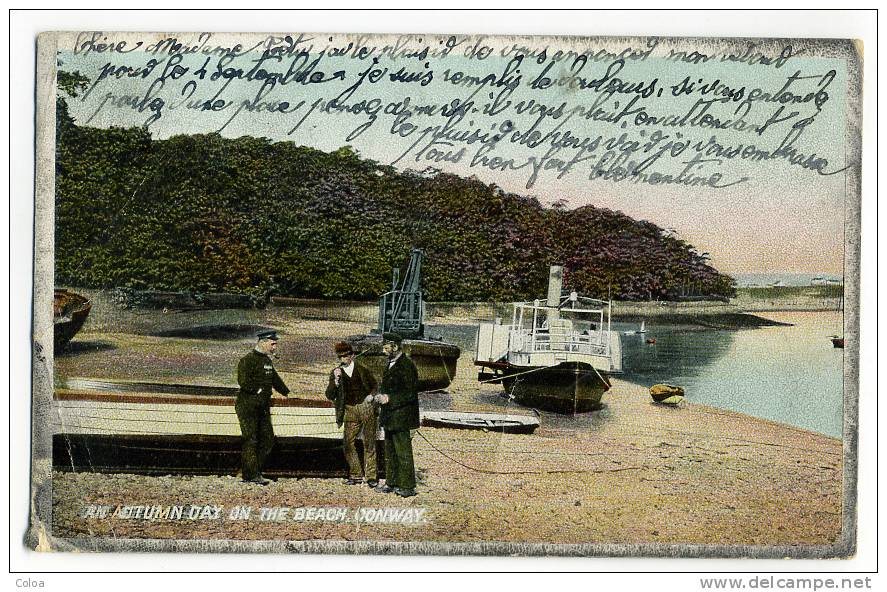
[
  {"x1": 474, "y1": 266, "x2": 622, "y2": 414},
  {"x1": 54, "y1": 289, "x2": 92, "y2": 351},
  {"x1": 348, "y1": 248, "x2": 460, "y2": 392}
]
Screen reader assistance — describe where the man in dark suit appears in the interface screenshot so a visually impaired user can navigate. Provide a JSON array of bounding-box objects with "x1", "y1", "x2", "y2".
[
  {"x1": 325, "y1": 341, "x2": 379, "y2": 487},
  {"x1": 236, "y1": 330, "x2": 289, "y2": 485},
  {"x1": 374, "y1": 332, "x2": 420, "y2": 497}
]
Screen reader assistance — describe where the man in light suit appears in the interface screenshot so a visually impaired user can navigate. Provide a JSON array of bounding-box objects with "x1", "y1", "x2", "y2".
[{"x1": 325, "y1": 341, "x2": 379, "y2": 487}]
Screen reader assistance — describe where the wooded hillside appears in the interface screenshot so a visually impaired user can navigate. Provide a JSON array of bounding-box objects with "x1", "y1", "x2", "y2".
[{"x1": 56, "y1": 99, "x2": 735, "y2": 302}]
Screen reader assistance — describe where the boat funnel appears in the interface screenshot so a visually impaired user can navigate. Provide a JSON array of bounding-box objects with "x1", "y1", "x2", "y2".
[{"x1": 547, "y1": 265, "x2": 563, "y2": 322}]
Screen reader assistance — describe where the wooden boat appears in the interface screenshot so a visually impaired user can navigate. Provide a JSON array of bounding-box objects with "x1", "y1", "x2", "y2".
[
  {"x1": 348, "y1": 248, "x2": 460, "y2": 392},
  {"x1": 650, "y1": 384, "x2": 685, "y2": 404},
  {"x1": 54, "y1": 289, "x2": 92, "y2": 351},
  {"x1": 348, "y1": 334, "x2": 459, "y2": 392},
  {"x1": 474, "y1": 266, "x2": 622, "y2": 414},
  {"x1": 829, "y1": 336, "x2": 845, "y2": 349},
  {"x1": 420, "y1": 411, "x2": 539, "y2": 434},
  {"x1": 52, "y1": 379, "x2": 376, "y2": 477}
]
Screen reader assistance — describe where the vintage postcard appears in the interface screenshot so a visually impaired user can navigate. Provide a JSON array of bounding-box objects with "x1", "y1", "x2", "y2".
[{"x1": 29, "y1": 30, "x2": 860, "y2": 557}]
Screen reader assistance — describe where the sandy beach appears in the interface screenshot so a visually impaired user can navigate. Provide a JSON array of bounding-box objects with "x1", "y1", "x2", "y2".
[{"x1": 48, "y1": 293, "x2": 844, "y2": 549}]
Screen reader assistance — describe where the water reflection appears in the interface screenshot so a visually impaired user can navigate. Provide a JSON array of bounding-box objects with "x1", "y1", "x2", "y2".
[
  {"x1": 619, "y1": 325, "x2": 735, "y2": 386},
  {"x1": 619, "y1": 312, "x2": 844, "y2": 438},
  {"x1": 432, "y1": 312, "x2": 845, "y2": 439}
]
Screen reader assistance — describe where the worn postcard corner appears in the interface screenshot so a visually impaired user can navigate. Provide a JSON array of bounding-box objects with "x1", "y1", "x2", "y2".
[{"x1": 32, "y1": 30, "x2": 860, "y2": 557}]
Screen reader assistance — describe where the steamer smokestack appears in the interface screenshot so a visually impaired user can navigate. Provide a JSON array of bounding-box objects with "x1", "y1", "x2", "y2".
[{"x1": 547, "y1": 265, "x2": 563, "y2": 322}]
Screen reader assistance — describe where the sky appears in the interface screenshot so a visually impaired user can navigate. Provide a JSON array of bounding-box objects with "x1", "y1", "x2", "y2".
[{"x1": 57, "y1": 32, "x2": 854, "y2": 276}]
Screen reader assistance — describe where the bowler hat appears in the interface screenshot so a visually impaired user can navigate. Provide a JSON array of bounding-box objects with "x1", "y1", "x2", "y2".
[
  {"x1": 382, "y1": 332, "x2": 403, "y2": 344},
  {"x1": 334, "y1": 342, "x2": 354, "y2": 355},
  {"x1": 256, "y1": 329, "x2": 279, "y2": 341}
]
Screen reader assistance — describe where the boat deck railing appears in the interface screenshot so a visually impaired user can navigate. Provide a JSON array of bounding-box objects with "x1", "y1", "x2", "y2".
[{"x1": 509, "y1": 328, "x2": 610, "y2": 357}]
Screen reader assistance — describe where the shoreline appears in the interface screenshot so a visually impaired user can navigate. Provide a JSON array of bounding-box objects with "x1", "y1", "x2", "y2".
[
  {"x1": 61, "y1": 288, "x2": 841, "y2": 331},
  {"x1": 49, "y1": 377, "x2": 843, "y2": 548},
  {"x1": 48, "y1": 304, "x2": 845, "y2": 549}
]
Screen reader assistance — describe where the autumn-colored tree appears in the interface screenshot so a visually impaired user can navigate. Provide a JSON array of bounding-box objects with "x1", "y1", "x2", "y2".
[{"x1": 55, "y1": 116, "x2": 735, "y2": 301}]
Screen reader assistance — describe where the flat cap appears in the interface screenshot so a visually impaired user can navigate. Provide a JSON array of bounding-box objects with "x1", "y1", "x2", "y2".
[
  {"x1": 382, "y1": 332, "x2": 403, "y2": 344},
  {"x1": 334, "y1": 341, "x2": 354, "y2": 355},
  {"x1": 256, "y1": 329, "x2": 280, "y2": 341}
]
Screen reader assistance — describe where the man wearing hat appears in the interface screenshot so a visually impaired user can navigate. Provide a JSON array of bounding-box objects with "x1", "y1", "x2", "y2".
[
  {"x1": 374, "y1": 332, "x2": 420, "y2": 497},
  {"x1": 325, "y1": 342, "x2": 380, "y2": 487},
  {"x1": 235, "y1": 330, "x2": 290, "y2": 485}
]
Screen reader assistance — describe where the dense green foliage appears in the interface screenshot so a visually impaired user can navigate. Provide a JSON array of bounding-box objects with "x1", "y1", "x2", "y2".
[{"x1": 56, "y1": 105, "x2": 735, "y2": 302}]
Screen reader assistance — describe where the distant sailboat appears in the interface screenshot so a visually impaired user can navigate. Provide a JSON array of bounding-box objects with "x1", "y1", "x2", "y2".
[{"x1": 623, "y1": 321, "x2": 646, "y2": 336}]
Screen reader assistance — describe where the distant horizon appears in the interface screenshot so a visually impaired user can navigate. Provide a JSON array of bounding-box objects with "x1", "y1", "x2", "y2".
[{"x1": 731, "y1": 272, "x2": 844, "y2": 287}]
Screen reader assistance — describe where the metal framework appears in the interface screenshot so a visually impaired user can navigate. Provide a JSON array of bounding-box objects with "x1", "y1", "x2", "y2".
[{"x1": 377, "y1": 247, "x2": 425, "y2": 339}]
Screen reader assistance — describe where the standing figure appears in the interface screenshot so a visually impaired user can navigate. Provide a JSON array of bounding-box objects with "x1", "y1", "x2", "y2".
[
  {"x1": 235, "y1": 330, "x2": 289, "y2": 485},
  {"x1": 325, "y1": 342, "x2": 380, "y2": 487},
  {"x1": 374, "y1": 332, "x2": 420, "y2": 497}
]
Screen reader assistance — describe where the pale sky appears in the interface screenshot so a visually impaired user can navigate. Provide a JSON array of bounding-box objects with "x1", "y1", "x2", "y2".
[{"x1": 58, "y1": 32, "x2": 853, "y2": 276}]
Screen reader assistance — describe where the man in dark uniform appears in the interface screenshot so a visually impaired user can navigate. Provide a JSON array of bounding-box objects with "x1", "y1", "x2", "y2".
[
  {"x1": 325, "y1": 342, "x2": 379, "y2": 487},
  {"x1": 374, "y1": 332, "x2": 420, "y2": 497},
  {"x1": 236, "y1": 330, "x2": 289, "y2": 485}
]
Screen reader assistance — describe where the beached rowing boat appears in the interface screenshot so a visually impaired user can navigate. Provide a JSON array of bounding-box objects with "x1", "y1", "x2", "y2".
[
  {"x1": 52, "y1": 379, "x2": 356, "y2": 476},
  {"x1": 420, "y1": 411, "x2": 539, "y2": 434}
]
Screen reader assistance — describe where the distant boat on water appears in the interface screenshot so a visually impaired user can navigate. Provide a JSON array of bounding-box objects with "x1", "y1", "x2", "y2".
[
  {"x1": 623, "y1": 321, "x2": 646, "y2": 336},
  {"x1": 829, "y1": 336, "x2": 845, "y2": 349}
]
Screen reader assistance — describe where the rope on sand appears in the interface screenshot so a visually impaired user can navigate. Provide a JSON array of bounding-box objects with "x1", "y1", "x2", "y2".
[{"x1": 414, "y1": 429, "x2": 647, "y2": 476}]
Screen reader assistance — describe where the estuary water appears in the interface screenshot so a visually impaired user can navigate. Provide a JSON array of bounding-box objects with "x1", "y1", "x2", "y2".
[{"x1": 617, "y1": 311, "x2": 845, "y2": 438}]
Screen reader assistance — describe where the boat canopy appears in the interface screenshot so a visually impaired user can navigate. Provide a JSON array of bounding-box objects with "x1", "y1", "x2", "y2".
[{"x1": 508, "y1": 293, "x2": 613, "y2": 357}]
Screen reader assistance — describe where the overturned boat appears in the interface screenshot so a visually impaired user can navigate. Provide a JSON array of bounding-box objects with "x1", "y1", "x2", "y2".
[
  {"x1": 474, "y1": 266, "x2": 622, "y2": 414},
  {"x1": 54, "y1": 289, "x2": 92, "y2": 351},
  {"x1": 348, "y1": 248, "x2": 460, "y2": 392}
]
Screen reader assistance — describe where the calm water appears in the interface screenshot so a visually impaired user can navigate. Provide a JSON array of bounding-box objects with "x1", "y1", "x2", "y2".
[
  {"x1": 617, "y1": 311, "x2": 845, "y2": 438},
  {"x1": 432, "y1": 311, "x2": 845, "y2": 438}
]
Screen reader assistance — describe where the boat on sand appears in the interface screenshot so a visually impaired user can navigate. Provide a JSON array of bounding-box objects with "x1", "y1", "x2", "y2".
[
  {"x1": 52, "y1": 378, "x2": 364, "y2": 477},
  {"x1": 54, "y1": 289, "x2": 92, "y2": 351},
  {"x1": 474, "y1": 266, "x2": 622, "y2": 414},
  {"x1": 421, "y1": 411, "x2": 539, "y2": 434},
  {"x1": 348, "y1": 248, "x2": 460, "y2": 392},
  {"x1": 650, "y1": 384, "x2": 685, "y2": 405}
]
